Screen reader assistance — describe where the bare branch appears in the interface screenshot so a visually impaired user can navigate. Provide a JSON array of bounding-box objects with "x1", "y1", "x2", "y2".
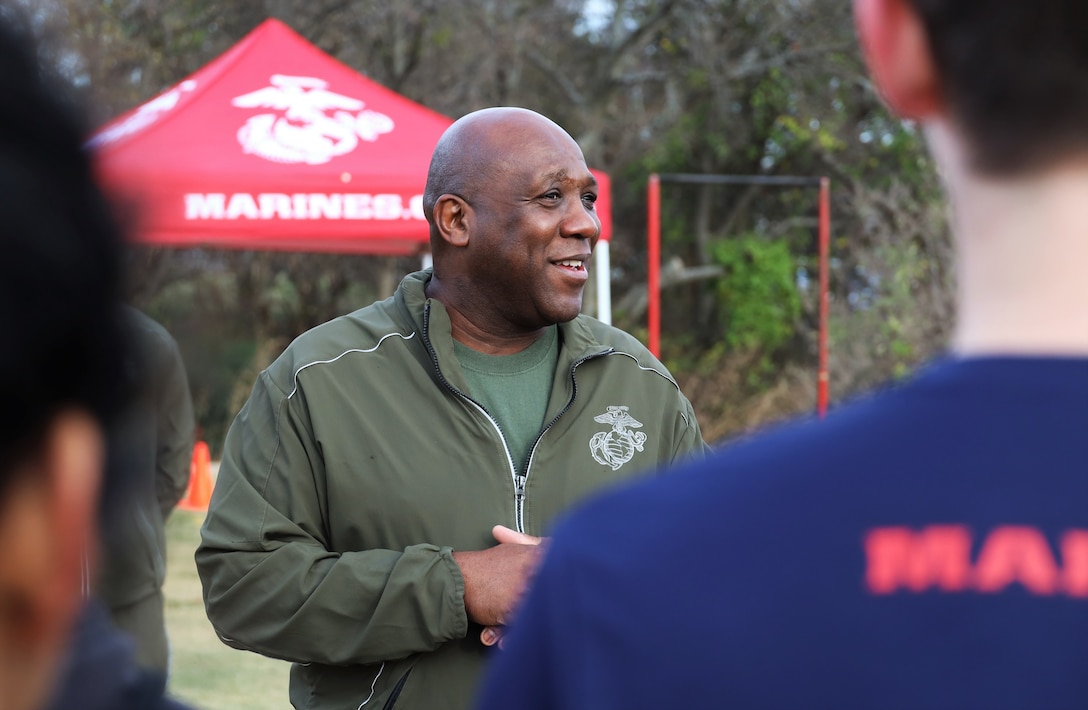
[{"x1": 523, "y1": 45, "x2": 588, "y2": 109}]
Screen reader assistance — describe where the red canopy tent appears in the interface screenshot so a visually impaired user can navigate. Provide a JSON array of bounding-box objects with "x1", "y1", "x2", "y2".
[{"x1": 90, "y1": 18, "x2": 613, "y2": 262}]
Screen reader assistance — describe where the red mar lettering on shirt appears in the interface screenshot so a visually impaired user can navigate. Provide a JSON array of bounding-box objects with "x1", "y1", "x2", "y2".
[{"x1": 864, "y1": 526, "x2": 1088, "y2": 597}]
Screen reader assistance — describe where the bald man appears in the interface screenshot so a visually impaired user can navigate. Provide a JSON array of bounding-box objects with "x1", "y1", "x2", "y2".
[{"x1": 197, "y1": 107, "x2": 708, "y2": 710}]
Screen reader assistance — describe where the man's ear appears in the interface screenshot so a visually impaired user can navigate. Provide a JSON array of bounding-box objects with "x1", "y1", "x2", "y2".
[
  {"x1": 0, "y1": 410, "x2": 103, "y2": 689},
  {"x1": 854, "y1": 0, "x2": 942, "y2": 119},
  {"x1": 431, "y1": 194, "x2": 472, "y2": 248}
]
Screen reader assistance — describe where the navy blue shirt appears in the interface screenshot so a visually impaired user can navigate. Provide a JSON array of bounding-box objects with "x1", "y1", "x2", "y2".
[
  {"x1": 477, "y1": 357, "x2": 1088, "y2": 710},
  {"x1": 45, "y1": 600, "x2": 191, "y2": 710}
]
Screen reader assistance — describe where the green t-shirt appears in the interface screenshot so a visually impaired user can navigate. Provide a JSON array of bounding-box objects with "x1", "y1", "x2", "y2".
[{"x1": 453, "y1": 327, "x2": 558, "y2": 474}]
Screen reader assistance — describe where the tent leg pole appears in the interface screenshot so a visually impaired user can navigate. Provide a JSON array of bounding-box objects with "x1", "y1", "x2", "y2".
[{"x1": 595, "y1": 240, "x2": 611, "y2": 325}]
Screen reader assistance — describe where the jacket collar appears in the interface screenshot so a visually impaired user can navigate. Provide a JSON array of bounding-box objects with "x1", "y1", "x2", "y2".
[{"x1": 395, "y1": 269, "x2": 612, "y2": 390}]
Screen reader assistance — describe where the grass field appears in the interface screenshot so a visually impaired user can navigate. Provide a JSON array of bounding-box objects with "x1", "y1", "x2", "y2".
[{"x1": 164, "y1": 510, "x2": 292, "y2": 709}]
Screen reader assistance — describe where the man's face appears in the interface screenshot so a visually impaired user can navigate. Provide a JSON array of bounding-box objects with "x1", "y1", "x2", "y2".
[{"x1": 464, "y1": 126, "x2": 601, "y2": 332}]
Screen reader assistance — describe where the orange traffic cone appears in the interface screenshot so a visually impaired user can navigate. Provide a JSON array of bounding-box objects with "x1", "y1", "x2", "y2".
[{"x1": 178, "y1": 440, "x2": 213, "y2": 512}]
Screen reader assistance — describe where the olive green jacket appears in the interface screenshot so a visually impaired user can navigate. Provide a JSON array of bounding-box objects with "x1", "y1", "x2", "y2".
[{"x1": 196, "y1": 270, "x2": 707, "y2": 710}]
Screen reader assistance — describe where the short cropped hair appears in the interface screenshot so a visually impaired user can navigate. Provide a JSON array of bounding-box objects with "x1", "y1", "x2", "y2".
[
  {"x1": 422, "y1": 136, "x2": 472, "y2": 234},
  {"x1": 908, "y1": 0, "x2": 1088, "y2": 175},
  {"x1": 0, "y1": 12, "x2": 129, "y2": 496}
]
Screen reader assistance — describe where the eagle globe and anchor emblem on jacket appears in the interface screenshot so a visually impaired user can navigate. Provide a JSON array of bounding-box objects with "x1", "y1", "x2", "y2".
[
  {"x1": 231, "y1": 74, "x2": 395, "y2": 165},
  {"x1": 590, "y1": 406, "x2": 647, "y2": 471}
]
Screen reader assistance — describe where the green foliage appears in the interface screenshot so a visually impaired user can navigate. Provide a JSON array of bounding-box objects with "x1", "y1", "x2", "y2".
[
  {"x1": 264, "y1": 271, "x2": 302, "y2": 328},
  {"x1": 880, "y1": 241, "x2": 927, "y2": 378},
  {"x1": 712, "y1": 234, "x2": 801, "y2": 382},
  {"x1": 39, "y1": 0, "x2": 955, "y2": 444},
  {"x1": 664, "y1": 335, "x2": 730, "y2": 380},
  {"x1": 142, "y1": 271, "x2": 257, "y2": 454}
]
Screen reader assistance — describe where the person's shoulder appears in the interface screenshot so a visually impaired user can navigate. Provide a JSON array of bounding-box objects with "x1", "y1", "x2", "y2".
[
  {"x1": 264, "y1": 294, "x2": 415, "y2": 389},
  {"x1": 46, "y1": 599, "x2": 199, "y2": 710},
  {"x1": 123, "y1": 306, "x2": 176, "y2": 346},
  {"x1": 121, "y1": 307, "x2": 184, "y2": 380},
  {"x1": 567, "y1": 314, "x2": 675, "y2": 376},
  {"x1": 549, "y1": 374, "x2": 924, "y2": 546},
  {"x1": 571, "y1": 314, "x2": 651, "y2": 353}
]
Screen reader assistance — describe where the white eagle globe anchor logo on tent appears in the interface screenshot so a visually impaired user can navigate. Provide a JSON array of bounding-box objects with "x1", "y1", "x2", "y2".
[
  {"x1": 88, "y1": 80, "x2": 198, "y2": 147},
  {"x1": 590, "y1": 406, "x2": 647, "y2": 471},
  {"x1": 232, "y1": 74, "x2": 394, "y2": 165}
]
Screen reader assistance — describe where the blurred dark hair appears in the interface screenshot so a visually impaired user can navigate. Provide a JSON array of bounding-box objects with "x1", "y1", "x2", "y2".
[
  {"x1": 907, "y1": 0, "x2": 1088, "y2": 175},
  {"x1": 0, "y1": 6, "x2": 130, "y2": 508}
]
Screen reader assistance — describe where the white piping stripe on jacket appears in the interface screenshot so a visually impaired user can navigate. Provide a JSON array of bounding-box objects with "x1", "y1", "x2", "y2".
[
  {"x1": 605, "y1": 351, "x2": 693, "y2": 428},
  {"x1": 357, "y1": 662, "x2": 384, "y2": 708},
  {"x1": 606, "y1": 350, "x2": 680, "y2": 389},
  {"x1": 286, "y1": 332, "x2": 416, "y2": 400},
  {"x1": 283, "y1": 337, "x2": 691, "y2": 429}
]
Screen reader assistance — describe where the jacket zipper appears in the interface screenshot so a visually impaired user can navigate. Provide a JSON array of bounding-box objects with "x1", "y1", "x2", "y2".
[
  {"x1": 381, "y1": 668, "x2": 413, "y2": 709},
  {"x1": 518, "y1": 350, "x2": 612, "y2": 529},
  {"x1": 421, "y1": 304, "x2": 522, "y2": 528},
  {"x1": 421, "y1": 303, "x2": 613, "y2": 532}
]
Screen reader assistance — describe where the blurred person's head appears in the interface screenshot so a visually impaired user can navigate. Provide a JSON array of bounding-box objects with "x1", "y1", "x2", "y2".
[
  {"x1": 0, "y1": 8, "x2": 129, "y2": 710},
  {"x1": 854, "y1": 0, "x2": 1088, "y2": 176},
  {"x1": 855, "y1": 0, "x2": 1088, "y2": 357}
]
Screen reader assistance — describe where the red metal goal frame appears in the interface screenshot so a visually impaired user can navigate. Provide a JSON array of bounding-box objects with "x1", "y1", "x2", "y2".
[{"x1": 647, "y1": 173, "x2": 831, "y2": 416}]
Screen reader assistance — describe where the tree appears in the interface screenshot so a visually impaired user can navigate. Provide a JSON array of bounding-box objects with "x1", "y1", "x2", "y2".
[{"x1": 29, "y1": 0, "x2": 955, "y2": 444}]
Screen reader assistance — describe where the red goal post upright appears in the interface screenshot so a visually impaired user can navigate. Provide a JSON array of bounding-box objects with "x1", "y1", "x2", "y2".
[{"x1": 647, "y1": 173, "x2": 832, "y2": 417}]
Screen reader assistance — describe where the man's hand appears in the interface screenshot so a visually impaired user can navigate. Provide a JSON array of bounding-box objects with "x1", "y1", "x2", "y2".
[
  {"x1": 491, "y1": 525, "x2": 543, "y2": 547},
  {"x1": 452, "y1": 525, "x2": 545, "y2": 647}
]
